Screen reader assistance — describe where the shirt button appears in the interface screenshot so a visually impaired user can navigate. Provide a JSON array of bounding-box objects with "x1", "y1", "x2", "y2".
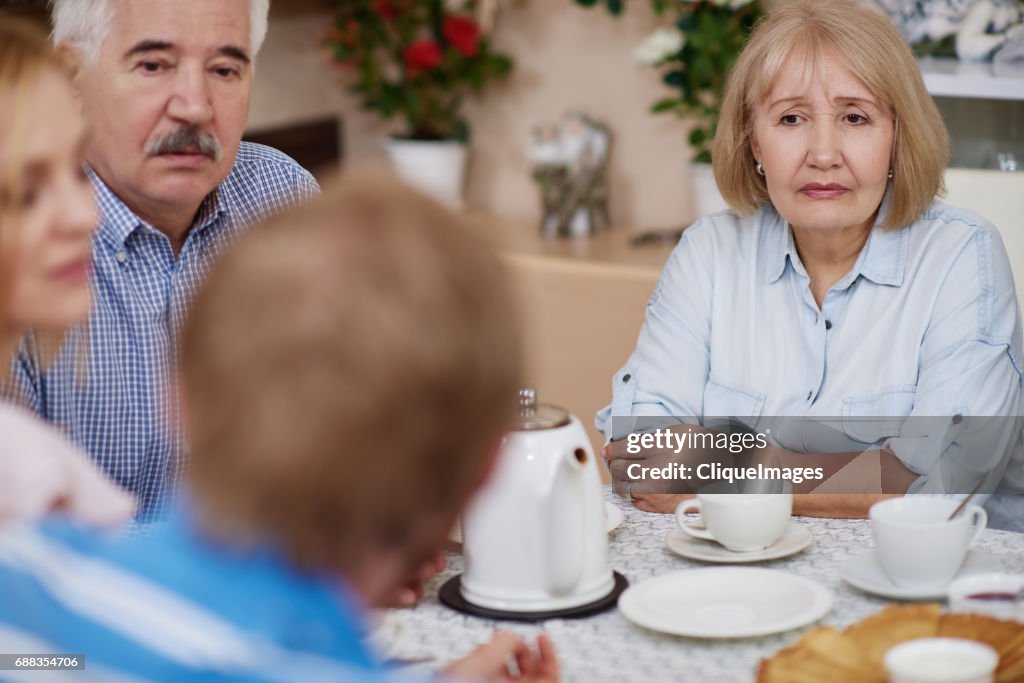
[
  {"x1": 952, "y1": 414, "x2": 963, "y2": 425},
  {"x1": 622, "y1": 373, "x2": 632, "y2": 383},
  {"x1": 116, "y1": 250, "x2": 128, "y2": 263},
  {"x1": 825, "y1": 320, "x2": 832, "y2": 330}
]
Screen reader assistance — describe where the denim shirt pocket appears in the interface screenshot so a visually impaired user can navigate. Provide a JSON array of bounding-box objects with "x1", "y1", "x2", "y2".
[
  {"x1": 702, "y1": 374, "x2": 766, "y2": 430},
  {"x1": 841, "y1": 386, "x2": 916, "y2": 445}
]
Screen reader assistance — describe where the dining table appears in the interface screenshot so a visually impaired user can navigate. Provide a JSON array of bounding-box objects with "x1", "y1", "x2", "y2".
[{"x1": 372, "y1": 488, "x2": 1024, "y2": 682}]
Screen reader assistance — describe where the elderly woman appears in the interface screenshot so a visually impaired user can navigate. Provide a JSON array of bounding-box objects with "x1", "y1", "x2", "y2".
[
  {"x1": 0, "y1": 18, "x2": 134, "y2": 524},
  {"x1": 599, "y1": 0, "x2": 1023, "y2": 523}
]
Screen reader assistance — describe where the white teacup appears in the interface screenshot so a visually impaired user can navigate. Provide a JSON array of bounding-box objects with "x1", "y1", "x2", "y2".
[
  {"x1": 870, "y1": 497, "x2": 987, "y2": 591},
  {"x1": 885, "y1": 638, "x2": 997, "y2": 683},
  {"x1": 675, "y1": 479, "x2": 793, "y2": 552}
]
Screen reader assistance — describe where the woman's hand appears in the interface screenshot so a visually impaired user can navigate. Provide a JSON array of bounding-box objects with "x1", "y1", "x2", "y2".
[
  {"x1": 602, "y1": 438, "x2": 694, "y2": 513},
  {"x1": 630, "y1": 493, "x2": 692, "y2": 513},
  {"x1": 602, "y1": 425, "x2": 726, "y2": 509},
  {"x1": 443, "y1": 632, "x2": 559, "y2": 682}
]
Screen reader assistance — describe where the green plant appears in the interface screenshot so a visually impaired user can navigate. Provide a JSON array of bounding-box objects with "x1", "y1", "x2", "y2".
[
  {"x1": 325, "y1": 0, "x2": 514, "y2": 141},
  {"x1": 574, "y1": 0, "x2": 762, "y2": 163}
]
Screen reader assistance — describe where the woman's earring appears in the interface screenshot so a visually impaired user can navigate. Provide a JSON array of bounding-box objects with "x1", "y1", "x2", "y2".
[
  {"x1": 756, "y1": 162, "x2": 765, "y2": 176},
  {"x1": 887, "y1": 168, "x2": 894, "y2": 179}
]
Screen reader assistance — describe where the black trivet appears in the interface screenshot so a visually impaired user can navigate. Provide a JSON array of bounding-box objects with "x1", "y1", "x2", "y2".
[{"x1": 438, "y1": 571, "x2": 628, "y2": 622}]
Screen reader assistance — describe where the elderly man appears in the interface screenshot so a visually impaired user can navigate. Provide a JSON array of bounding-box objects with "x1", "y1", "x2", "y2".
[{"x1": 6, "y1": 0, "x2": 319, "y2": 520}]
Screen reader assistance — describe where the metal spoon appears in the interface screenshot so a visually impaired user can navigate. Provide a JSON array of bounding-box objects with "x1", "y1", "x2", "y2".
[{"x1": 947, "y1": 475, "x2": 989, "y2": 521}]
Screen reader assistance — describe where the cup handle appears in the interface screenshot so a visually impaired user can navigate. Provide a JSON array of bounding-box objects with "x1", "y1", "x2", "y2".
[
  {"x1": 967, "y1": 505, "x2": 988, "y2": 547},
  {"x1": 675, "y1": 499, "x2": 715, "y2": 541}
]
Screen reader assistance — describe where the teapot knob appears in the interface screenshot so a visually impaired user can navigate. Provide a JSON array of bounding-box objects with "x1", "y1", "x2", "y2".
[
  {"x1": 519, "y1": 387, "x2": 538, "y2": 416},
  {"x1": 513, "y1": 388, "x2": 569, "y2": 430}
]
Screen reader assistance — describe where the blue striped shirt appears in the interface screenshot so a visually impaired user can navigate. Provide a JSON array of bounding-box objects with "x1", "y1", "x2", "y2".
[
  {"x1": 5, "y1": 143, "x2": 320, "y2": 521},
  {"x1": 0, "y1": 511, "x2": 416, "y2": 683}
]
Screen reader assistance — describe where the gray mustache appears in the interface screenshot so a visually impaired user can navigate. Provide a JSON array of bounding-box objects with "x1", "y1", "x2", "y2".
[{"x1": 146, "y1": 126, "x2": 223, "y2": 162}]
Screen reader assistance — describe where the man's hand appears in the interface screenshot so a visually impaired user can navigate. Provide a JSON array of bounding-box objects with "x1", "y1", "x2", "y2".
[{"x1": 443, "y1": 632, "x2": 559, "y2": 682}]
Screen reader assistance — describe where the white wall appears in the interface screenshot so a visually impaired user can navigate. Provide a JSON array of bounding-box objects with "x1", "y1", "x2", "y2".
[
  {"x1": 250, "y1": 5, "x2": 1024, "y2": 299},
  {"x1": 250, "y1": 2, "x2": 694, "y2": 228}
]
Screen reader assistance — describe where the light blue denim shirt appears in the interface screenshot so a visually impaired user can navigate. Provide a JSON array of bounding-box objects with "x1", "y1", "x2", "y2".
[{"x1": 598, "y1": 200, "x2": 1024, "y2": 514}]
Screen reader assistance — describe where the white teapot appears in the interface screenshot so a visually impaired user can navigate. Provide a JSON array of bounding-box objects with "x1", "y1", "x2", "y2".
[{"x1": 460, "y1": 389, "x2": 615, "y2": 612}]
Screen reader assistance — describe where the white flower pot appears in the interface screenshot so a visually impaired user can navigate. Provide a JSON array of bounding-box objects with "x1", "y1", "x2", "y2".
[
  {"x1": 689, "y1": 162, "x2": 730, "y2": 222},
  {"x1": 385, "y1": 138, "x2": 467, "y2": 209}
]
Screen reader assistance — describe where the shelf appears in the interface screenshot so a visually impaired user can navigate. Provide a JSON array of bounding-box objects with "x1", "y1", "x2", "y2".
[
  {"x1": 919, "y1": 56, "x2": 1024, "y2": 101},
  {"x1": 464, "y1": 213, "x2": 674, "y2": 275}
]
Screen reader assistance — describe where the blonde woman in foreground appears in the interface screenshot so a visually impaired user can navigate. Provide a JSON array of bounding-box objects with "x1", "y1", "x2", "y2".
[{"x1": 0, "y1": 17, "x2": 133, "y2": 524}]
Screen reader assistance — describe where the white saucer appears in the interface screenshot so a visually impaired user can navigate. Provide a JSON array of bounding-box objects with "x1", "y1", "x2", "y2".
[
  {"x1": 618, "y1": 567, "x2": 832, "y2": 638},
  {"x1": 841, "y1": 549, "x2": 1003, "y2": 601},
  {"x1": 604, "y1": 502, "x2": 625, "y2": 534},
  {"x1": 665, "y1": 523, "x2": 813, "y2": 563},
  {"x1": 449, "y1": 501, "x2": 624, "y2": 544}
]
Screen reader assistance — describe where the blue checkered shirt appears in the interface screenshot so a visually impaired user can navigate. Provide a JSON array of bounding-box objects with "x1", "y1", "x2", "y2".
[{"x1": 5, "y1": 142, "x2": 320, "y2": 521}]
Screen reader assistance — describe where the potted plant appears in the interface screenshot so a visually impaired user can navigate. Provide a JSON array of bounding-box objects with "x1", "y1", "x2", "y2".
[
  {"x1": 325, "y1": 0, "x2": 514, "y2": 207},
  {"x1": 574, "y1": 0, "x2": 762, "y2": 217}
]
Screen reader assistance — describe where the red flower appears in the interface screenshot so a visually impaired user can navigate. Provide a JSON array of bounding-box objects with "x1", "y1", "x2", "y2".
[
  {"x1": 373, "y1": 0, "x2": 400, "y2": 19},
  {"x1": 403, "y1": 40, "x2": 443, "y2": 75},
  {"x1": 442, "y1": 15, "x2": 481, "y2": 58}
]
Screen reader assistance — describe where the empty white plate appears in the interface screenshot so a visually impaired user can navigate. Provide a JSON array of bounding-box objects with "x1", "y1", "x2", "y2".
[
  {"x1": 618, "y1": 567, "x2": 832, "y2": 638},
  {"x1": 449, "y1": 501, "x2": 624, "y2": 544},
  {"x1": 665, "y1": 522, "x2": 813, "y2": 563},
  {"x1": 841, "y1": 548, "x2": 1002, "y2": 601}
]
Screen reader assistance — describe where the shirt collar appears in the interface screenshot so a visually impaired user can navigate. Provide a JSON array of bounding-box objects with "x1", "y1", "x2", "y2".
[
  {"x1": 853, "y1": 222, "x2": 908, "y2": 287},
  {"x1": 87, "y1": 164, "x2": 229, "y2": 251},
  {"x1": 190, "y1": 185, "x2": 228, "y2": 239},
  {"x1": 763, "y1": 192, "x2": 909, "y2": 288},
  {"x1": 764, "y1": 207, "x2": 795, "y2": 284},
  {"x1": 87, "y1": 165, "x2": 143, "y2": 251}
]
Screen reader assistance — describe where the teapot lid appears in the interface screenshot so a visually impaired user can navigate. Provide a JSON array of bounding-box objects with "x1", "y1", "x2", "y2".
[{"x1": 514, "y1": 388, "x2": 570, "y2": 431}]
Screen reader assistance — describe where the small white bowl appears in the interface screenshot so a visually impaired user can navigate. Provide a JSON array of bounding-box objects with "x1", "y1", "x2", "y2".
[
  {"x1": 947, "y1": 572, "x2": 1024, "y2": 621},
  {"x1": 885, "y1": 638, "x2": 998, "y2": 683}
]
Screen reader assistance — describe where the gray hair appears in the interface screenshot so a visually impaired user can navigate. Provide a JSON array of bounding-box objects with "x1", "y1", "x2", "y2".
[{"x1": 49, "y1": 0, "x2": 270, "y2": 65}]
